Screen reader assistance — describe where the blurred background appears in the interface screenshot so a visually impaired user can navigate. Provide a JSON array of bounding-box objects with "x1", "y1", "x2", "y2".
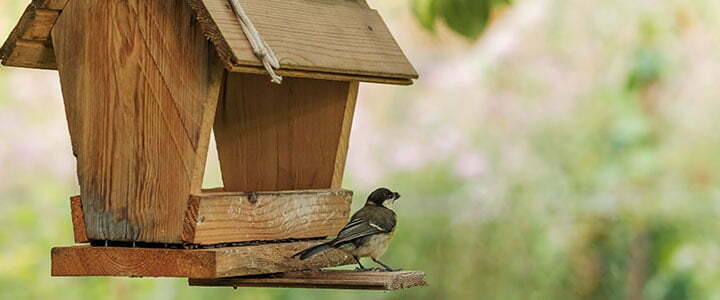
[{"x1": 2, "y1": 0, "x2": 720, "y2": 299}]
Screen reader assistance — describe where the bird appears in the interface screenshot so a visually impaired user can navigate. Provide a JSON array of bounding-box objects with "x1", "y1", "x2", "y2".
[{"x1": 292, "y1": 187, "x2": 401, "y2": 271}]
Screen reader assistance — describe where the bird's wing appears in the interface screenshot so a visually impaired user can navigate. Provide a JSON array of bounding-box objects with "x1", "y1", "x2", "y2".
[{"x1": 331, "y1": 219, "x2": 389, "y2": 247}]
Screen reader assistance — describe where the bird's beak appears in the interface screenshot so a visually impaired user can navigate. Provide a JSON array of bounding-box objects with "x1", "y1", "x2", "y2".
[{"x1": 393, "y1": 192, "x2": 401, "y2": 200}]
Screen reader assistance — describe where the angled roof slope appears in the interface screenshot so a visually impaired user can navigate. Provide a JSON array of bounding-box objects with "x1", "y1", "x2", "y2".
[
  {"x1": 1, "y1": 0, "x2": 417, "y2": 84},
  {"x1": 0, "y1": 0, "x2": 68, "y2": 69}
]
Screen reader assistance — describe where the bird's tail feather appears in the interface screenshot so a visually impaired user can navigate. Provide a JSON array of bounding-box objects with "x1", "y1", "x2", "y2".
[{"x1": 292, "y1": 242, "x2": 332, "y2": 260}]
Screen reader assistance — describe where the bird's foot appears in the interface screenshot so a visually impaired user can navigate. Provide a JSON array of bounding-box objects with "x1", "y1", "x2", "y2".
[{"x1": 355, "y1": 266, "x2": 371, "y2": 271}]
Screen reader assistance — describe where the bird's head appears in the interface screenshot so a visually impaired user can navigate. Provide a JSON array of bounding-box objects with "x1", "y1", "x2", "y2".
[{"x1": 367, "y1": 187, "x2": 400, "y2": 207}]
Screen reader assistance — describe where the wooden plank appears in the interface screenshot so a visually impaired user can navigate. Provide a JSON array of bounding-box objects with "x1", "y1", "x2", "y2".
[
  {"x1": 52, "y1": 246, "x2": 218, "y2": 278},
  {"x1": 51, "y1": 241, "x2": 354, "y2": 278},
  {"x1": 1, "y1": 39, "x2": 56, "y2": 69},
  {"x1": 20, "y1": 9, "x2": 59, "y2": 41},
  {"x1": 214, "y1": 73, "x2": 358, "y2": 192},
  {"x1": 0, "y1": 1, "x2": 65, "y2": 69},
  {"x1": 52, "y1": 0, "x2": 220, "y2": 243},
  {"x1": 332, "y1": 82, "x2": 359, "y2": 188},
  {"x1": 188, "y1": 0, "x2": 418, "y2": 82},
  {"x1": 0, "y1": 4, "x2": 58, "y2": 69},
  {"x1": 189, "y1": 270, "x2": 428, "y2": 290},
  {"x1": 182, "y1": 189, "x2": 352, "y2": 245},
  {"x1": 70, "y1": 196, "x2": 89, "y2": 243},
  {"x1": 1, "y1": 4, "x2": 34, "y2": 60},
  {"x1": 191, "y1": 50, "x2": 226, "y2": 194},
  {"x1": 229, "y1": 65, "x2": 413, "y2": 85},
  {"x1": 211, "y1": 242, "x2": 352, "y2": 278},
  {"x1": 354, "y1": 0, "x2": 371, "y2": 9},
  {"x1": 35, "y1": 0, "x2": 71, "y2": 10}
]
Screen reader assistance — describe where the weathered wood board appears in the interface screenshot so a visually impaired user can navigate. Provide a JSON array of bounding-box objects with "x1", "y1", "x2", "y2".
[
  {"x1": 0, "y1": 1, "x2": 66, "y2": 69},
  {"x1": 35, "y1": 0, "x2": 70, "y2": 10},
  {"x1": 189, "y1": 270, "x2": 428, "y2": 290},
  {"x1": 19, "y1": 9, "x2": 59, "y2": 41},
  {"x1": 186, "y1": 0, "x2": 418, "y2": 82},
  {"x1": 70, "y1": 196, "x2": 89, "y2": 243},
  {"x1": 183, "y1": 189, "x2": 352, "y2": 245},
  {"x1": 215, "y1": 73, "x2": 358, "y2": 192},
  {"x1": 52, "y1": 0, "x2": 222, "y2": 243},
  {"x1": 1, "y1": 39, "x2": 56, "y2": 69},
  {"x1": 225, "y1": 64, "x2": 413, "y2": 85},
  {"x1": 51, "y1": 241, "x2": 354, "y2": 278}
]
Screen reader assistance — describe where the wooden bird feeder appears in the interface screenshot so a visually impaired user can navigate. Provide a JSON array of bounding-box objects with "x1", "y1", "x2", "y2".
[{"x1": 1, "y1": 0, "x2": 425, "y2": 290}]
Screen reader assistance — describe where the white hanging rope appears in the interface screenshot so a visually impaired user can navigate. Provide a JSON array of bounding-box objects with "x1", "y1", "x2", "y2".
[{"x1": 228, "y1": 0, "x2": 283, "y2": 84}]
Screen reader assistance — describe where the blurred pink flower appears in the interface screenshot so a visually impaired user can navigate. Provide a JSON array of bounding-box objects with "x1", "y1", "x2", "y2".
[{"x1": 454, "y1": 153, "x2": 488, "y2": 179}]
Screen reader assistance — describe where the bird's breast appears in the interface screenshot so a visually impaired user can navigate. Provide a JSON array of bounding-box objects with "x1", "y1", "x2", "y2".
[{"x1": 347, "y1": 233, "x2": 394, "y2": 259}]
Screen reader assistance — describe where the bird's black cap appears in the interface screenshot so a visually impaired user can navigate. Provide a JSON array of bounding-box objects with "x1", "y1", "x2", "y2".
[{"x1": 367, "y1": 187, "x2": 400, "y2": 206}]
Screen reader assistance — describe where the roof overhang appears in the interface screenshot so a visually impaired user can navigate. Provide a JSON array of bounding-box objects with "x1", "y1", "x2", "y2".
[{"x1": 1, "y1": 0, "x2": 417, "y2": 85}]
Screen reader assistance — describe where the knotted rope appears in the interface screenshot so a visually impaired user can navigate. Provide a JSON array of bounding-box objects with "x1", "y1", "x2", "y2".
[{"x1": 228, "y1": 0, "x2": 283, "y2": 84}]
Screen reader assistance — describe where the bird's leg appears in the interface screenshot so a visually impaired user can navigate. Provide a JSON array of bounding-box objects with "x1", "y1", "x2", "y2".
[
  {"x1": 354, "y1": 256, "x2": 369, "y2": 271},
  {"x1": 372, "y1": 258, "x2": 399, "y2": 272}
]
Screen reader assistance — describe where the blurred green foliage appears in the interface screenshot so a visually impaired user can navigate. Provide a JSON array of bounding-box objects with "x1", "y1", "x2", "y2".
[{"x1": 411, "y1": 0, "x2": 511, "y2": 39}]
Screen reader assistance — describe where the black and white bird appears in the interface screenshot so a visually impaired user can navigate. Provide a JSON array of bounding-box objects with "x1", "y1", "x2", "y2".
[{"x1": 293, "y1": 187, "x2": 400, "y2": 271}]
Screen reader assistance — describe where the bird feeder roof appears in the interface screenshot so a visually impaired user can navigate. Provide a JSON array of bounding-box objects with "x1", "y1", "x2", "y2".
[{"x1": 1, "y1": 0, "x2": 418, "y2": 85}]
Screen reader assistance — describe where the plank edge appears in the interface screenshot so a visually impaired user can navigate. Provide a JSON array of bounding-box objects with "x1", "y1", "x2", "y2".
[{"x1": 188, "y1": 270, "x2": 428, "y2": 290}]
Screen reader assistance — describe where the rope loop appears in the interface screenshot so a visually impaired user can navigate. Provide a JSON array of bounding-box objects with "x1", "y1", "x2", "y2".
[{"x1": 228, "y1": 0, "x2": 283, "y2": 84}]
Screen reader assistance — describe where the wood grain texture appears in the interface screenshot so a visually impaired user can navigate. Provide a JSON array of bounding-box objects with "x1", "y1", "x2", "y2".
[
  {"x1": 20, "y1": 9, "x2": 59, "y2": 41},
  {"x1": 228, "y1": 64, "x2": 413, "y2": 85},
  {"x1": 52, "y1": 0, "x2": 220, "y2": 243},
  {"x1": 214, "y1": 73, "x2": 358, "y2": 192},
  {"x1": 0, "y1": 4, "x2": 59, "y2": 69},
  {"x1": 1, "y1": 39, "x2": 56, "y2": 69},
  {"x1": 51, "y1": 241, "x2": 354, "y2": 278},
  {"x1": 187, "y1": 0, "x2": 417, "y2": 82},
  {"x1": 183, "y1": 189, "x2": 352, "y2": 245},
  {"x1": 332, "y1": 82, "x2": 359, "y2": 188},
  {"x1": 191, "y1": 51, "x2": 226, "y2": 194},
  {"x1": 52, "y1": 246, "x2": 217, "y2": 278},
  {"x1": 1, "y1": 4, "x2": 38, "y2": 58},
  {"x1": 70, "y1": 196, "x2": 89, "y2": 243},
  {"x1": 189, "y1": 270, "x2": 428, "y2": 290},
  {"x1": 35, "y1": 0, "x2": 70, "y2": 10}
]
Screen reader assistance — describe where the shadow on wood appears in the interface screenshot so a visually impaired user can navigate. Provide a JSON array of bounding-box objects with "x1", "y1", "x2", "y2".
[{"x1": 189, "y1": 270, "x2": 427, "y2": 290}]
